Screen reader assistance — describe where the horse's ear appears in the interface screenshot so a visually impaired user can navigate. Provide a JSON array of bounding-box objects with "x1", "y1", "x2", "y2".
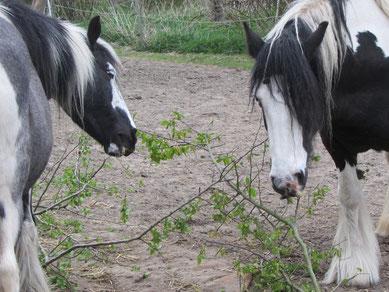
[
  {"x1": 87, "y1": 16, "x2": 101, "y2": 47},
  {"x1": 243, "y1": 22, "x2": 264, "y2": 59},
  {"x1": 303, "y1": 21, "x2": 328, "y2": 60}
]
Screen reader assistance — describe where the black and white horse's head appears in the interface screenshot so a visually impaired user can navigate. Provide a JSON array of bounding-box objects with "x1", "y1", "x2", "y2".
[
  {"x1": 5, "y1": 1, "x2": 138, "y2": 157},
  {"x1": 78, "y1": 17, "x2": 137, "y2": 156},
  {"x1": 244, "y1": 13, "x2": 337, "y2": 198}
]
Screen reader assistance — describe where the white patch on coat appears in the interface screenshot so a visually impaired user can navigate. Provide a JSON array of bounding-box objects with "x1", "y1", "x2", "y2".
[
  {"x1": 107, "y1": 63, "x2": 136, "y2": 128},
  {"x1": 0, "y1": 64, "x2": 21, "y2": 186},
  {"x1": 256, "y1": 78, "x2": 307, "y2": 179},
  {"x1": 346, "y1": 0, "x2": 389, "y2": 56},
  {"x1": 375, "y1": 0, "x2": 389, "y2": 16},
  {"x1": 0, "y1": 64, "x2": 22, "y2": 291},
  {"x1": 324, "y1": 163, "x2": 380, "y2": 287}
]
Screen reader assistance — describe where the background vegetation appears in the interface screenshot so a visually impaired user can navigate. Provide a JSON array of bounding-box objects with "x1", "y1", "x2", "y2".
[{"x1": 48, "y1": 0, "x2": 290, "y2": 54}]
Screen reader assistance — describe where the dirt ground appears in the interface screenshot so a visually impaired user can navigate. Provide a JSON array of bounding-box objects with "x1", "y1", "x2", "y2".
[{"x1": 45, "y1": 58, "x2": 389, "y2": 291}]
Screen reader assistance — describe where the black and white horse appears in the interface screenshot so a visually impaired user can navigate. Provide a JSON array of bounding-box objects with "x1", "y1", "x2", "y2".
[
  {"x1": 244, "y1": 0, "x2": 389, "y2": 287},
  {"x1": 0, "y1": 1, "x2": 136, "y2": 291}
]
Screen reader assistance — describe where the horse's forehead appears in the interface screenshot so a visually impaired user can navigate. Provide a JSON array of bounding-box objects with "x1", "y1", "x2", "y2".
[
  {"x1": 94, "y1": 49, "x2": 113, "y2": 65},
  {"x1": 95, "y1": 40, "x2": 120, "y2": 68},
  {"x1": 256, "y1": 78, "x2": 284, "y2": 104}
]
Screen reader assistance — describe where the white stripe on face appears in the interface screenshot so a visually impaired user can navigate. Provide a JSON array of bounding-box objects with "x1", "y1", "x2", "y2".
[
  {"x1": 256, "y1": 78, "x2": 308, "y2": 179},
  {"x1": 107, "y1": 63, "x2": 136, "y2": 129}
]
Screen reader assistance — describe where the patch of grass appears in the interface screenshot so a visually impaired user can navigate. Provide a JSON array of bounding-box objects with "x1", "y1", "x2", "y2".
[
  {"x1": 141, "y1": 21, "x2": 263, "y2": 55},
  {"x1": 99, "y1": 15, "x2": 267, "y2": 55},
  {"x1": 62, "y1": 1, "x2": 276, "y2": 55},
  {"x1": 116, "y1": 48, "x2": 253, "y2": 70}
]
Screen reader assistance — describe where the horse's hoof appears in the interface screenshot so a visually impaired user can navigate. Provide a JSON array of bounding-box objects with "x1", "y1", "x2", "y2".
[
  {"x1": 323, "y1": 273, "x2": 377, "y2": 288},
  {"x1": 323, "y1": 256, "x2": 380, "y2": 288}
]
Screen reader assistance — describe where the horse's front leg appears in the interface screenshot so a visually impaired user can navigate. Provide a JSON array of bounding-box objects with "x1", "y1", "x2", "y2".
[
  {"x1": 0, "y1": 191, "x2": 20, "y2": 292},
  {"x1": 323, "y1": 161, "x2": 380, "y2": 287},
  {"x1": 375, "y1": 152, "x2": 389, "y2": 236}
]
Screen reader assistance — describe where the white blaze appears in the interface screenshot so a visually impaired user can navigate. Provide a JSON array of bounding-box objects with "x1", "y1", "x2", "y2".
[
  {"x1": 107, "y1": 63, "x2": 136, "y2": 129},
  {"x1": 256, "y1": 78, "x2": 307, "y2": 179}
]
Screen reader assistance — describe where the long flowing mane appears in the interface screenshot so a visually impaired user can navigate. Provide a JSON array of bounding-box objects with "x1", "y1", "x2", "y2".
[
  {"x1": 0, "y1": 1, "x2": 120, "y2": 116},
  {"x1": 251, "y1": 0, "x2": 389, "y2": 136}
]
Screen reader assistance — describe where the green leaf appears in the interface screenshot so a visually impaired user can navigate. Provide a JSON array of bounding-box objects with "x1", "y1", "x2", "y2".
[
  {"x1": 197, "y1": 246, "x2": 206, "y2": 265},
  {"x1": 120, "y1": 197, "x2": 130, "y2": 224}
]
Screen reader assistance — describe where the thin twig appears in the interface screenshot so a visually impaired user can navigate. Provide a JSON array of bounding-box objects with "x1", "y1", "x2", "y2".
[
  {"x1": 204, "y1": 239, "x2": 265, "y2": 259},
  {"x1": 34, "y1": 143, "x2": 79, "y2": 212},
  {"x1": 35, "y1": 159, "x2": 107, "y2": 216},
  {"x1": 281, "y1": 270, "x2": 304, "y2": 292},
  {"x1": 43, "y1": 180, "x2": 221, "y2": 268}
]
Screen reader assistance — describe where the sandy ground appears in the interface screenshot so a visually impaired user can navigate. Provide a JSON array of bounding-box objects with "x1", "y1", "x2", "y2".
[{"x1": 43, "y1": 58, "x2": 389, "y2": 291}]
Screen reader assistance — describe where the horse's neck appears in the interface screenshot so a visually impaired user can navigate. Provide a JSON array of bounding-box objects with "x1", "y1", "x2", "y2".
[{"x1": 346, "y1": 0, "x2": 389, "y2": 56}]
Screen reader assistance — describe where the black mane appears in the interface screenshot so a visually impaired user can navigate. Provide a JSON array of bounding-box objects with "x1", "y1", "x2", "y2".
[
  {"x1": 3, "y1": 1, "x2": 80, "y2": 107},
  {"x1": 250, "y1": 0, "x2": 349, "y2": 138},
  {"x1": 251, "y1": 21, "x2": 326, "y2": 140}
]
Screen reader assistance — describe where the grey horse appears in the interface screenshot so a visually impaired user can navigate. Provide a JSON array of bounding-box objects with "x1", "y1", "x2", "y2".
[{"x1": 0, "y1": 1, "x2": 137, "y2": 291}]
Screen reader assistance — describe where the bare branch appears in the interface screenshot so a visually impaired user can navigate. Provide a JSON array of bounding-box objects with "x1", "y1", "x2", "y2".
[
  {"x1": 34, "y1": 143, "x2": 79, "y2": 212},
  {"x1": 43, "y1": 179, "x2": 222, "y2": 268},
  {"x1": 35, "y1": 159, "x2": 107, "y2": 216}
]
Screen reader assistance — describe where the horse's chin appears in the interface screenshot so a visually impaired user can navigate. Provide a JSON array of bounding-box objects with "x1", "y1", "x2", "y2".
[
  {"x1": 123, "y1": 147, "x2": 135, "y2": 156},
  {"x1": 107, "y1": 150, "x2": 122, "y2": 157}
]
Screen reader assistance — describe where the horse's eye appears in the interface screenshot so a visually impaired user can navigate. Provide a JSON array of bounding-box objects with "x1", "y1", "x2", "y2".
[
  {"x1": 107, "y1": 71, "x2": 115, "y2": 79},
  {"x1": 105, "y1": 63, "x2": 116, "y2": 79}
]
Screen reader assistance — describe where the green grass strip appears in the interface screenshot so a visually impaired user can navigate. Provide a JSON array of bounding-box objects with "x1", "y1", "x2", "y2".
[{"x1": 116, "y1": 48, "x2": 253, "y2": 71}]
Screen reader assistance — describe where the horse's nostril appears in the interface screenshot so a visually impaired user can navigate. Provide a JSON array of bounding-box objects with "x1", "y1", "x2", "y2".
[
  {"x1": 271, "y1": 176, "x2": 283, "y2": 192},
  {"x1": 294, "y1": 170, "x2": 306, "y2": 186}
]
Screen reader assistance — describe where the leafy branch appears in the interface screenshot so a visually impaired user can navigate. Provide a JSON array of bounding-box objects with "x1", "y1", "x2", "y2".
[{"x1": 37, "y1": 112, "x2": 330, "y2": 291}]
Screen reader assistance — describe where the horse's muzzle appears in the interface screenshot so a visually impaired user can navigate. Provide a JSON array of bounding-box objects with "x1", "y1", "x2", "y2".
[
  {"x1": 106, "y1": 144, "x2": 135, "y2": 157},
  {"x1": 105, "y1": 129, "x2": 137, "y2": 157},
  {"x1": 271, "y1": 171, "x2": 306, "y2": 199}
]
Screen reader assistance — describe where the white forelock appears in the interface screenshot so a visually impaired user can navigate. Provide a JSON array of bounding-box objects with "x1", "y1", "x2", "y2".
[
  {"x1": 265, "y1": 0, "x2": 348, "y2": 128},
  {"x1": 61, "y1": 21, "x2": 95, "y2": 115}
]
